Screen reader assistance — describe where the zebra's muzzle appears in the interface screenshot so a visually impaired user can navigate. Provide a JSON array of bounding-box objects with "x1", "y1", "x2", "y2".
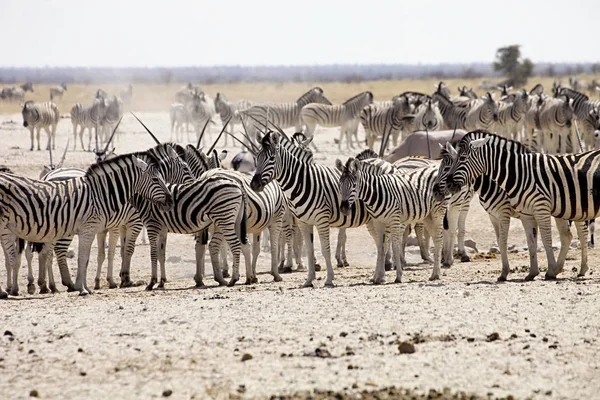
[
  {"x1": 158, "y1": 195, "x2": 174, "y2": 212},
  {"x1": 23, "y1": 121, "x2": 28, "y2": 127},
  {"x1": 340, "y1": 200, "x2": 351, "y2": 215},
  {"x1": 446, "y1": 176, "x2": 461, "y2": 194},
  {"x1": 250, "y1": 174, "x2": 264, "y2": 192},
  {"x1": 432, "y1": 184, "x2": 446, "y2": 202},
  {"x1": 492, "y1": 113, "x2": 499, "y2": 122},
  {"x1": 566, "y1": 120, "x2": 572, "y2": 128}
]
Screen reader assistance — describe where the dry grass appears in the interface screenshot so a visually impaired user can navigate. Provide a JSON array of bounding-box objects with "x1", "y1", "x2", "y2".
[{"x1": 1, "y1": 75, "x2": 598, "y2": 115}]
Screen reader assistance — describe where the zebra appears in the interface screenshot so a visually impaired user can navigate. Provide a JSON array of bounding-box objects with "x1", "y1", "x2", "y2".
[
  {"x1": 434, "y1": 143, "x2": 587, "y2": 281},
  {"x1": 188, "y1": 92, "x2": 217, "y2": 146},
  {"x1": 439, "y1": 130, "x2": 594, "y2": 280},
  {"x1": 130, "y1": 175, "x2": 252, "y2": 289},
  {"x1": 120, "y1": 84, "x2": 133, "y2": 105},
  {"x1": 251, "y1": 130, "x2": 377, "y2": 287},
  {"x1": 0, "y1": 150, "x2": 174, "y2": 297},
  {"x1": 360, "y1": 95, "x2": 414, "y2": 150},
  {"x1": 458, "y1": 86, "x2": 478, "y2": 99},
  {"x1": 175, "y1": 84, "x2": 195, "y2": 105},
  {"x1": 184, "y1": 145, "x2": 287, "y2": 284},
  {"x1": 558, "y1": 87, "x2": 600, "y2": 151},
  {"x1": 336, "y1": 158, "x2": 446, "y2": 283},
  {"x1": 102, "y1": 96, "x2": 124, "y2": 144},
  {"x1": 70, "y1": 97, "x2": 107, "y2": 151},
  {"x1": 524, "y1": 95, "x2": 574, "y2": 153},
  {"x1": 405, "y1": 98, "x2": 443, "y2": 133},
  {"x1": 300, "y1": 91, "x2": 374, "y2": 150},
  {"x1": 214, "y1": 93, "x2": 253, "y2": 147},
  {"x1": 49, "y1": 83, "x2": 67, "y2": 101},
  {"x1": 432, "y1": 90, "x2": 499, "y2": 131},
  {"x1": 240, "y1": 87, "x2": 332, "y2": 150},
  {"x1": 492, "y1": 89, "x2": 530, "y2": 141},
  {"x1": 169, "y1": 103, "x2": 191, "y2": 142},
  {"x1": 21, "y1": 101, "x2": 60, "y2": 151}
]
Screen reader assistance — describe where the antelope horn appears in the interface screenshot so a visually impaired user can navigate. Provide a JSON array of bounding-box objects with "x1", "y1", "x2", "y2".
[
  {"x1": 57, "y1": 139, "x2": 70, "y2": 168},
  {"x1": 95, "y1": 120, "x2": 100, "y2": 153},
  {"x1": 48, "y1": 144, "x2": 54, "y2": 169},
  {"x1": 206, "y1": 117, "x2": 232, "y2": 154},
  {"x1": 238, "y1": 113, "x2": 261, "y2": 152},
  {"x1": 130, "y1": 112, "x2": 160, "y2": 144},
  {"x1": 103, "y1": 117, "x2": 123, "y2": 154},
  {"x1": 196, "y1": 118, "x2": 212, "y2": 149},
  {"x1": 378, "y1": 115, "x2": 389, "y2": 158},
  {"x1": 229, "y1": 132, "x2": 258, "y2": 155}
]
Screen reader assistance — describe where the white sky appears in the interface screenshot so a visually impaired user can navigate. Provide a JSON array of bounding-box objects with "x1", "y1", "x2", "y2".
[{"x1": 2, "y1": 0, "x2": 598, "y2": 67}]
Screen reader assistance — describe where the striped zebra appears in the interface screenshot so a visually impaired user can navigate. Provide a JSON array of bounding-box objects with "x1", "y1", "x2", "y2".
[
  {"x1": 439, "y1": 130, "x2": 594, "y2": 280},
  {"x1": 130, "y1": 175, "x2": 252, "y2": 289},
  {"x1": 214, "y1": 93, "x2": 253, "y2": 147},
  {"x1": 432, "y1": 90, "x2": 499, "y2": 131},
  {"x1": 558, "y1": 88, "x2": 600, "y2": 151},
  {"x1": 251, "y1": 130, "x2": 376, "y2": 287},
  {"x1": 21, "y1": 101, "x2": 60, "y2": 151},
  {"x1": 300, "y1": 91, "x2": 373, "y2": 150},
  {"x1": 524, "y1": 95, "x2": 574, "y2": 153},
  {"x1": 49, "y1": 83, "x2": 67, "y2": 102},
  {"x1": 492, "y1": 89, "x2": 529, "y2": 141},
  {"x1": 70, "y1": 98, "x2": 107, "y2": 151},
  {"x1": 336, "y1": 158, "x2": 446, "y2": 283},
  {"x1": 360, "y1": 96, "x2": 414, "y2": 150},
  {"x1": 102, "y1": 96, "x2": 123, "y2": 144},
  {"x1": 0, "y1": 151, "x2": 174, "y2": 297},
  {"x1": 184, "y1": 145, "x2": 287, "y2": 284},
  {"x1": 169, "y1": 103, "x2": 191, "y2": 142},
  {"x1": 435, "y1": 144, "x2": 587, "y2": 281},
  {"x1": 240, "y1": 87, "x2": 332, "y2": 150},
  {"x1": 406, "y1": 98, "x2": 443, "y2": 133}
]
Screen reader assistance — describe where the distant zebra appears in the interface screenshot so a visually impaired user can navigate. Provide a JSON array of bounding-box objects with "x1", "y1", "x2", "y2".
[
  {"x1": 558, "y1": 88, "x2": 600, "y2": 151},
  {"x1": 241, "y1": 87, "x2": 332, "y2": 150},
  {"x1": 0, "y1": 152, "x2": 173, "y2": 297},
  {"x1": 21, "y1": 101, "x2": 60, "y2": 151},
  {"x1": 432, "y1": 90, "x2": 499, "y2": 131},
  {"x1": 406, "y1": 98, "x2": 443, "y2": 133},
  {"x1": 49, "y1": 83, "x2": 67, "y2": 101},
  {"x1": 102, "y1": 96, "x2": 123, "y2": 144},
  {"x1": 130, "y1": 175, "x2": 252, "y2": 289},
  {"x1": 169, "y1": 103, "x2": 191, "y2": 142},
  {"x1": 524, "y1": 95, "x2": 574, "y2": 153},
  {"x1": 493, "y1": 89, "x2": 529, "y2": 140},
  {"x1": 300, "y1": 91, "x2": 373, "y2": 150},
  {"x1": 360, "y1": 96, "x2": 414, "y2": 149},
  {"x1": 188, "y1": 92, "x2": 215, "y2": 146},
  {"x1": 120, "y1": 84, "x2": 133, "y2": 105},
  {"x1": 214, "y1": 93, "x2": 253, "y2": 147},
  {"x1": 440, "y1": 131, "x2": 594, "y2": 280},
  {"x1": 336, "y1": 158, "x2": 446, "y2": 283},
  {"x1": 70, "y1": 98, "x2": 107, "y2": 151}
]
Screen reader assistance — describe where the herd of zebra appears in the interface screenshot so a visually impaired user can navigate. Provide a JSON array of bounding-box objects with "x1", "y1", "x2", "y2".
[{"x1": 2, "y1": 78, "x2": 600, "y2": 299}]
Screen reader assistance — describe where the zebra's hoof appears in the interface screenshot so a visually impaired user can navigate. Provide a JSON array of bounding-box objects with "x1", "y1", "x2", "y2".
[
  {"x1": 39, "y1": 286, "x2": 49, "y2": 294},
  {"x1": 0, "y1": 290, "x2": 7, "y2": 299},
  {"x1": 428, "y1": 275, "x2": 440, "y2": 281},
  {"x1": 587, "y1": 242, "x2": 594, "y2": 249},
  {"x1": 195, "y1": 281, "x2": 205, "y2": 288},
  {"x1": 460, "y1": 255, "x2": 471, "y2": 262},
  {"x1": 384, "y1": 263, "x2": 393, "y2": 271},
  {"x1": 314, "y1": 264, "x2": 321, "y2": 272},
  {"x1": 394, "y1": 278, "x2": 402, "y2": 284},
  {"x1": 120, "y1": 280, "x2": 133, "y2": 288},
  {"x1": 372, "y1": 278, "x2": 385, "y2": 285},
  {"x1": 336, "y1": 262, "x2": 344, "y2": 268},
  {"x1": 324, "y1": 281, "x2": 335, "y2": 288},
  {"x1": 227, "y1": 279, "x2": 238, "y2": 287},
  {"x1": 94, "y1": 280, "x2": 101, "y2": 290},
  {"x1": 79, "y1": 289, "x2": 90, "y2": 296},
  {"x1": 157, "y1": 282, "x2": 165, "y2": 290},
  {"x1": 10, "y1": 288, "x2": 19, "y2": 296},
  {"x1": 543, "y1": 273, "x2": 556, "y2": 281},
  {"x1": 301, "y1": 281, "x2": 314, "y2": 288},
  {"x1": 222, "y1": 270, "x2": 230, "y2": 279},
  {"x1": 497, "y1": 275, "x2": 507, "y2": 282},
  {"x1": 27, "y1": 283, "x2": 36, "y2": 295},
  {"x1": 66, "y1": 285, "x2": 77, "y2": 292},
  {"x1": 525, "y1": 274, "x2": 537, "y2": 281},
  {"x1": 281, "y1": 266, "x2": 293, "y2": 274},
  {"x1": 273, "y1": 275, "x2": 282, "y2": 282},
  {"x1": 145, "y1": 284, "x2": 154, "y2": 291},
  {"x1": 343, "y1": 260, "x2": 350, "y2": 267},
  {"x1": 442, "y1": 263, "x2": 452, "y2": 269},
  {"x1": 50, "y1": 285, "x2": 59, "y2": 294},
  {"x1": 244, "y1": 278, "x2": 254, "y2": 285}
]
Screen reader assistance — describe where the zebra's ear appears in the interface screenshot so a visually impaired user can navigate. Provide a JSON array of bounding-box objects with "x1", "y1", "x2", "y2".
[
  {"x1": 470, "y1": 137, "x2": 490, "y2": 149},
  {"x1": 219, "y1": 150, "x2": 228, "y2": 161},
  {"x1": 445, "y1": 142, "x2": 458, "y2": 159},
  {"x1": 334, "y1": 158, "x2": 344, "y2": 173},
  {"x1": 134, "y1": 157, "x2": 149, "y2": 171},
  {"x1": 270, "y1": 131, "x2": 281, "y2": 146},
  {"x1": 167, "y1": 146, "x2": 179, "y2": 159}
]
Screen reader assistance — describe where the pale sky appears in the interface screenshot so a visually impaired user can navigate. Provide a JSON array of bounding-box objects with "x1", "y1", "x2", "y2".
[{"x1": 2, "y1": 0, "x2": 598, "y2": 67}]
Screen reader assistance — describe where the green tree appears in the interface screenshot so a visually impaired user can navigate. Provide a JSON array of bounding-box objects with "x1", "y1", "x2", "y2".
[{"x1": 493, "y1": 45, "x2": 534, "y2": 87}]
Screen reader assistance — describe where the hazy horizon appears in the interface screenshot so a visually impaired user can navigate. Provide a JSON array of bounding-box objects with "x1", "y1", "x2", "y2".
[{"x1": 2, "y1": 0, "x2": 598, "y2": 68}]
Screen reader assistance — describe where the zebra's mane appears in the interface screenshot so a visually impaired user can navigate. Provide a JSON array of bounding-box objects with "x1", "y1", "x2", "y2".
[
  {"x1": 149, "y1": 142, "x2": 186, "y2": 160},
  {"x1": 355, "y1": 159, "x2": 387, "y2": 176},
  {"x1": 355, "y1": 149, "x2": 378, "y2": 161},
  {"x1": 343, "y1": 91, "x2": 373, "y2": 105},
  {"x1": 297, "y1": 87, "x2": 326, "y2": 104},
  {"x1": 560, "y1": 87, "x2": 589, "y2": 101},
  {"x1": 458, "y1": 130, "x2": 531, "y2": 154},
  {"x1": 86, "y1": 152, "x2": 160, "y2": 178}
]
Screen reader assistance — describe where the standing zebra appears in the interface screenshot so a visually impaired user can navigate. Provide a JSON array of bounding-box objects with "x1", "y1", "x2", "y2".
[
  {"x1": 524, "y1": 95, "x2": 574, "y2": 153},
  {"x1": 405, "y1": 98, "x2": 443, "y2": 133},
  {"x1": 120, "y1": 84, "x2": 133, "y2": 105},
  {"x1": 169, "y1": 103, "x2": 191, "y2": 142},
  {"x1": 492, "y1": 89, "x2": 529, "y2": 141},
  {"x1": 558, "y1": 87, "x2": 600, "y2": 151},
  {"x1": 102, "y1": 96, "x2": 124, "y2": 144},
  {"x1": 240, "y1": 87, "x2": 332, "y2": 150},
  {"x1": 49, "y1": 83, "x2": 67, "y2": 102},
  {"x1": 360, "y1": 95, "x2": 414, "y2": 150},
  {"x1": 300, "y1": 91, "x2": 373, "y2": 150},
  {"x1": 0, "y1": 152, "x2": 173, "y2": 297},
  {"x1": 432, "y1": 90, "x2": 499, "y2": 131},
  {"x1": 21, "y1": 101, "x2": 60, "y2": 151},
  {"x1": 130, "y1": 175, "x2": 252, "y2": 289},
  {"x1": 251, "y1": 130, "x2": 375, "y2": 287},
  {"x1": 336, "y1": 158, "x2": 446, "y2": 283},
  {"x1": 70, "y1": 97, "x2": 107, "y2": 151},
  {"x1": 214, "y1": 93, "x2": 253, "y2": 147},
  {"x1": 440, "y1": 131, "x2": 594, "y2": 280}
]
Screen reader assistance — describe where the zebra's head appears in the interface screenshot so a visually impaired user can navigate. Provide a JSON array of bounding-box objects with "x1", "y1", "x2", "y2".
[
  {"x1": 445, "y1": 134, "x2": 492, "y2": 193},
  {"x1": 559, "y1": 95, "x2": 574, "y2": 128},
  {"x1": 21, "y1": 101, "x2": 35, "y2": 127},
  {"x1": 214, "y1": 93, "x2": 227, "y2": 115},
  {"x1": 251, "y1": 130, "x2": 282, "y2": 192},
  {"x1": 483, "y1": 92, "x2": 499, "y2": 122},
  {"x1": 589, "y1": 107, "x2": 600, "y2": 138},
  {"x1": 432, "y1": 142, "x2": 458, "y2": 201},
  {"x1": 423, "y1": 99, "x2": 441, "y2": 130},
  {"x1": 299, "y1": 87, "x2": 332, "y2": 106},
  {"x1": 149, "y1": 144, "x2": 194, "y2": 184},
  {"x1": 131, "y1": 156, "x2": 174, "y2": 211},
  {"x1": 336, "y1": 157, "x2": 360, "y2": 215},
  {"x1": 183, "y1": 145, "x2": 225, "y2": 178}
]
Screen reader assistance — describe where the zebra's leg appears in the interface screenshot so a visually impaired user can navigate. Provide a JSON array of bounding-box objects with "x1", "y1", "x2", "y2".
[
  {"x1": 75, "y1": 231, "x2": 96, "y2": 295},
  {"x1": 95, "y1": 230, "x2": 107, "y2": 290},
  {"x1": 293, "y1": 219, "x2": 305, "y2": 271},
  {"x1": 588, "y1": 219, "x2": 595, "y2": 248},
  {"x1": 72, "y1": 122, "x2": 78, "y2": 150},
  {"x1": 208, "y1": 231, "x2": 228, "y2": 286},
  {"x1": 457, "y1": 208, "x2": 470, "y2": 262},
  {"x1": 36, "y1": 243, "x2": 51, "y2": 294},
  {"x1": 2, "y1": 234, "x2": 18, "y2": 296},
  {"x1": 105, "y1": 228, "x2": 119, "y2": 289},
  {"x1": 44, "y1": 126, "x2": 52, "y2": 151},
  {"x1": 371, "y1": 221, "x2": 387, "y2": 285},
  {"x1": 25, "y1": 242, "x2": 35, "y2": 294},
  {"x1": 157, "y1": 231, "x2": 168, "y2": 289},
  {"x1": 423, "y1": 214, "x2": 443, "y2": 281},
  {"x1": 79, "y1": 126, "x2": 86, "y2": 151},
  {"x1": 554, "y1": 218, "x2": 573, "y2": 275},
  {"x1": 315, "y1": 223, "x2": 335, "y2": 287},
  {"x1": 574, "y1": 221, "x2": 589, "y2": 277},
  {"x1": 45, "y1": 247, "x2": 58, "y2": 294},
  {"x1": 247, "y1": 233, "x2": 260, "y2": 285},
  {"x1": 119, "y1": 222, "x2": 142, "y2": 288},
  {"x1": 220, "y1": 240, "x2": 230, "y2": 278},
  {"x1": 145, "y1": 228, "x2": 161, "y2": 291},
  {"x1": 442, "y1": 208, "x2": 458, "y2": 269},
  {"x1": 535, "y1": 213, "x2": 559, "y2": 280},
  {"x1": 54, "y1": 238, "x2": 76, "y2": 291},
  {"x1": 490, "y1": 214, "x2": 511, "y2": 281},
  {"x1": 262, "y1": 229, "x2": 270, "y2": 252},
  {"x1": 29, "y1": 127, "x2": 34, "y2": 151},
  {"x1": 415, "y1": 223, "x2": 432, "y2": 262},
  {"x1": 392, "y1": 224, "x2": 406, "y2": 283},
  {"x1": 36, "y1": 126, "x2": 41, "y2": 151},
  {"x1": 298, "y1": 222, "x2": 317, "y2": 287},
  {"x1": 268, "y1": 221, "x2": 283, "y2": 282},
  {"x1": 335, "y1": 228, "x2": 347, "y2": 268},
  {"x1": 520, "y1": 215, "x2": 539, "y2": 281},
  {"x1": 194, "y1": 229, "x2": 210, "y2": 287}
]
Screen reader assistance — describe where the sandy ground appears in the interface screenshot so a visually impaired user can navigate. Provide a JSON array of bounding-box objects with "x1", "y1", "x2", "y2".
[{"x1": 1, "y1": 112, "x2": 600, "y2": 400}]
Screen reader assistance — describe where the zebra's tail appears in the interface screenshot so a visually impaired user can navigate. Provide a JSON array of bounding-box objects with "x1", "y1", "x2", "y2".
[
  {"x1": 443, "y1": 210, "x2": 449, "y2": 230},
  {"x1": 236, "y1": 187, "x2": 249, "y2": 246},
  {"x1": 16, "y1": 238, "x2": 25, "y2": 254}
]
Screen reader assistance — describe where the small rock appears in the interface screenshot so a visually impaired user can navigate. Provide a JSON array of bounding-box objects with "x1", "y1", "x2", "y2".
[
  {"x1": 352, "y1": 383, "x2": 358, "y2": 389},
  {"x1": 162, "y1": 389, "x2": 173, "y2": 397},
  {"x1": 488, "y1": 246, "x2": 500, "y2": 254},
  {"x1": 78, "y1": 348, "x2": 84, "y2": 353},
  {"x1": 523, "y1": 344, "x2": 530, "y2": 350},
  {"x1": 467, "y1": 337, "x2": 475, "y2": 342},
  {"x1": 167, "y1": 256, "x2": 181, "y2": 264},
  {"x1": 4, "y1": 330, "x2": 13, "y2": 337},
  {"x1": 80, "y1": 371, "x2": 87, "y2": 376},
  {"x1": 549, "y1": 344, "x2": 558, "y2": 349},
  {"x1": 241, "y1": 353, "x2": 253, "y2": 362},
  {"x1": 398, "y1": 341, "x2": 416, "y2": 354},
  {"x1": 464, "y1": 239, "x2": 478, "y2": 252},
  {"x1": 487, "y1": 332, "x2": 500, "y2": 342},
  {"x1": 30, "y1": 390, "x2": 39, "y2": 397},
  {"x1": 66, "y1": 250, "x2": 75, "y2": 259},
  {"x1": 315, "y1": 347, "x2": 332, "y2": 358},
  {"x1": 542, "y1": 337, "x2": 549, "y2": 342},
  {"x1": 339, "y1": 332, "x2": 348, "y2": 338}
]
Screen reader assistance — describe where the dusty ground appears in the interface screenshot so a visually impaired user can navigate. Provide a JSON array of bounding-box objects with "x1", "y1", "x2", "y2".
[{"x1": 1, "y1": 109, "x2": 600, "y2": 400}]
